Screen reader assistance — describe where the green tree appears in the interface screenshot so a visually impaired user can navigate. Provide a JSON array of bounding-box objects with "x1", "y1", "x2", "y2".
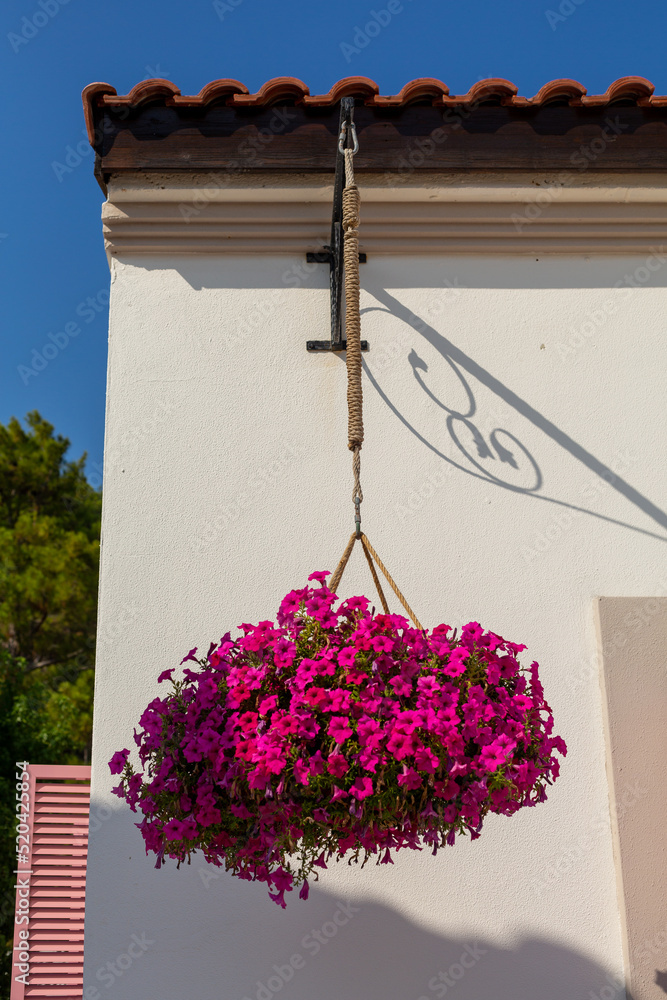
[
  {"x1": 0, "y1": 411, "x2": 101, "y2": 674},
  {"x1": 0, "y1": 413, "x2": 101, "y2": 998}
]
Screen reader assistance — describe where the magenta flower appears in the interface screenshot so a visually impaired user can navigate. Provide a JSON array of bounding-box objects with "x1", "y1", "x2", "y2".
[
  {"x1": 273, "y1": 714, "x2": 298, "y2": 736},
  {"x1": 433, "y1": 779, "x2": 459, "y2": 799},
  {"x1": 109, "y1": 749, "x2": 130, "y2": 774},
  {"x1": 305, "y1": 686, "x2": 330, "y2": 709},
  {"x1": 326, "y1": 753, "x2": 349, "y2": 778},
  {"x1": 479, "y1": 734, "x2": 516, "y2": 772},
  {"x1": 162, "y1": 819, "x2": 183, "y2": 839},
  {"x1": 358, "y1": 749, "x2": 380, "y2": 771},
  {"x1": 180, "y1": 816, "x2": 198, "y2": 839},
  {"x1": 338, "y1": 647, "x2": 356, "y2": 668},
  {"x1": 293, "y1": 759, "x2": 311, "y2": 786},
  {"x1": 416, "y1": 676, "x2": 440, "y2": 696},
  {"x1": 238, "y1": 711, "x2": 259, "y2": 732},
  {"x1": 345, "y1": 666, "x2": 369, "y2": 685},
  {"x1": 327, "y1": 688, "x2": 351, "y2": 713},
  {"x1": 386, "y1": 731, "x2": 421, "y2": 760},
  {"x1": 414, "y1": 747, "x2": 439, "y2": 773},
  {"x1": 513, "y1": 760, "x2": 541, "y2": 789},
  {"x1": 389, "y1": 675, "x2": 412, "y2": 697},
  {"x1": 278, "y1": 589, "x2": 304, "y2": 619},
  {"x1": 328, "y1": 716, "x2": 353, "y2": 744},
  {"x1": 271, "y1": 867, "x2": 293, "y2": 892},
  {"x1": 443, "y1": 647, "x2": 468, "y2": 678},
  {"x1": 350, "y1": 776, "x2": 374, "y2": 800},
  {"x1": 258, "y1": 695, "x2": 277, "y2": 715},
  {"x1": 397, "y1": 767, "x2": 422, "y2": 790},
  {"x1": 357, "y1": 717, "x2": 383, "y2": 747},
  {"x1": 274, "y1": 637, "x2": 296, "y2": 667}
]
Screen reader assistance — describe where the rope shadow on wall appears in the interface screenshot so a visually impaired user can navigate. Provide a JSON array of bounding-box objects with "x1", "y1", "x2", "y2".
[{"x1": 359, "y1": 289, "x2": 667, "y2": 544}]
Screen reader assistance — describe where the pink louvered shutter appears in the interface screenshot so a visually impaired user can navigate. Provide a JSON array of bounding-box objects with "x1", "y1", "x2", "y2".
[{"x1": 11, "y1": 764, "x2": 91, "y2": 1000}]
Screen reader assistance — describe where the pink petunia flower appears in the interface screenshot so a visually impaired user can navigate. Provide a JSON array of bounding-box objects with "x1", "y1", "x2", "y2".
[
  {"x1": 442, "y1": 647, "x2": 468, "y2": 678},
  {"x1": 350, "y1": 776, "x2": 374, "y2": 800},
  {"x1": 293, "y1": 758, "x2": 311, "y2": 786},
  {"x1": 272, "y1": 714, "x2": 298, "y2": 737},
  {"x1": 414, "y1": 747, "x2": 440, "y2": 773},
  {"x1": 304, "y1": 686, "x2": 330, "y2": 710},
  {"x1": 479, "y1": 734, "x2": 516, "y2": 772},
  {"x1": 358, "y1": 749, "x2": 381, "y2": 772},
  {"x1": 371, "y1": 635, "x2": 394, "y2": 653},
  {"x1": 328, "y1": 716, "x2": 353, "y2": 744},
  {"x1": 259, "y1": 695, "x2": 278, "y2": 716},
  {"x1": 337, "y1": 647, "x2": 356, "y2": 668},
  {"x1": 397, "y1": 767, "x2": 422, "y2": 791},
  {"x1": 390, "y1": 675, "x2": 412, "y2": 697},
  {"x1": 327, "y1": 753, "x2": 349, "y2": 778},
  {"x1": 433, "y1": 779, "x2": 459, "y2": 799},
  {"x1": 416, "y1": 676, "x2": 440, "y2": 697},
  {"x1": 163, "y1": 819, "x2": 185, "y2": 840},
  {"x1": 109, "y1": 749, "x2": 130, "y2": 774}
]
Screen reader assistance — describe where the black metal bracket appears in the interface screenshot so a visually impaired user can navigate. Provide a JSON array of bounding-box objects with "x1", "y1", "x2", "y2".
[{"x1": 306, "y1": 96, "x2": 368, "y2": 353}]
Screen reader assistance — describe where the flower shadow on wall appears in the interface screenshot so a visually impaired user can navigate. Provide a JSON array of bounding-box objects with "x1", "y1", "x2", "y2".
[
  {"x1": 83, "y1": 806, "x2": 634, "y2": 1000},
  {"x1": 361, "y1": 282, "x2": 667, "y2": 545}
]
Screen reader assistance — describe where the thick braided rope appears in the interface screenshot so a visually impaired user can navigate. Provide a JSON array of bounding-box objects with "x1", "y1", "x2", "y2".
[
  {"x1": 360, "y1": 535, "x2": 390, "y2": 614},
  {"x1": 328, "y1": 531, "x2": 389, "y2": 615},
  {"x1": 342, "y1": 149, "x2": 363, "y2": 503},
  {"x1": 328, "y1": 532, "x2": 422, "y2": 629},
  {"x1": 330, "y1": 142, "x2": 423, "y2": 629},
  {"x1": 329, "y1": 532, "x2": 355, "y2": 596},
  {"x1": 360, "y1": 534, "x2": 423, "y2": 630}
]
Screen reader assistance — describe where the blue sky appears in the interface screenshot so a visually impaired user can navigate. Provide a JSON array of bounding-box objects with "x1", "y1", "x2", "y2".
[{"x1": 2, "y1": 0, "x2": 667, "y2": 479}]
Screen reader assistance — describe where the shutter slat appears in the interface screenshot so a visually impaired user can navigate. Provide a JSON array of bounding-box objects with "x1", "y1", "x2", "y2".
[
  {"x1": 25, "y1": 991, "x2": 83, "y2": 997},
  {"x1": 35, "y1": 796, "x2": 89, "y2": 805},
  {"x1": 34, "y1": 806, "x2": 89, "y2": 813},
  {"x1": 29, "y1": 922, "x2": 85, "y2": 931},
  {"x1": 30, "y1": 880, "x2": 86, "y2": 888},
  {"x1": 35, "y1": 784, "x2": 90, "y2": 794},
  {"x1": 31, "y1": 931, "x2": 83, "y2": 951}
]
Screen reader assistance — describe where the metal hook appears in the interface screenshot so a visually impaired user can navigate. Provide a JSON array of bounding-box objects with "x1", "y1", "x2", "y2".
[
  {"x1": 338, "y1": 121, "x2": 359, "y2": 155},
  {"x1": 354, "y1": 495, "x2": 362, "y2": 538}
]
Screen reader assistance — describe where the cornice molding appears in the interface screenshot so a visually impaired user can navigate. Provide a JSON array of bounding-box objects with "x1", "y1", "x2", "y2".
[{"x1": 103, "y1": 172, "x2": 667, "y2": 257}]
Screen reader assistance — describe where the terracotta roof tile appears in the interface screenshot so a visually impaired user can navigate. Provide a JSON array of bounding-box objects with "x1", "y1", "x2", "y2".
[{"x1": 82, "y1": 75, "x2": 664, "y2": 144}]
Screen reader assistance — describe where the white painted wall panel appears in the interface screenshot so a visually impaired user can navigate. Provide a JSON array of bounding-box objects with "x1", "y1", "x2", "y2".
[{"x1": 83, "y1": 251, "x2": 667, "y2": 1000}]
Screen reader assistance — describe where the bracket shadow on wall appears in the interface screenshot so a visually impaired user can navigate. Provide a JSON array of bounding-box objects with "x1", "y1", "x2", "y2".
[{"x1": 306, "y1": 96, "x2": 369, "y2": 353}]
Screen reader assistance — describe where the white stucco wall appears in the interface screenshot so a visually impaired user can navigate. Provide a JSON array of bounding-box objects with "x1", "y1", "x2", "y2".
[{"x1": 83, "y1": 247, "x2": 667, "y2": 1000}]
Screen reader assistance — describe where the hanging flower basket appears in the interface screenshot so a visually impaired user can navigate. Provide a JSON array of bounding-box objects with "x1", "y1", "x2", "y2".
[{"x1": 110, "y1": 573, "x2": 566, "y2": 907}]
